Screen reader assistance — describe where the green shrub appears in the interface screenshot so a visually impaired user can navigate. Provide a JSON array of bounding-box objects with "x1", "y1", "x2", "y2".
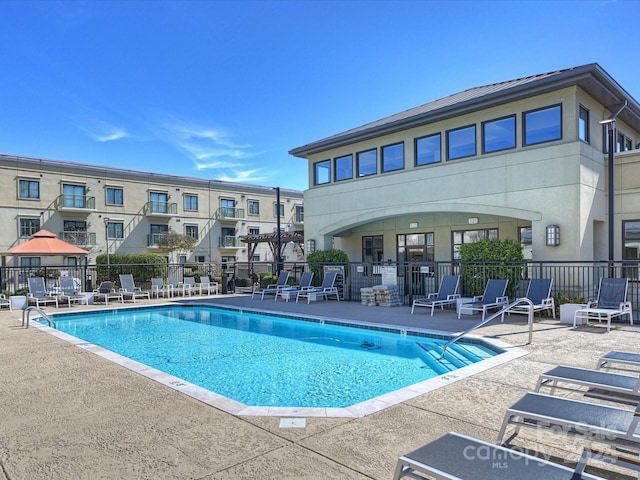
[
  {"x1": 459, "y1": 239, "x2": 524, "y2": 299},
  {"x1": 96, "y1": 253, "x2": 167, "y2": 282},
  {"x1": 306, "y1": 249, "x2": 349, "y2": 286}
]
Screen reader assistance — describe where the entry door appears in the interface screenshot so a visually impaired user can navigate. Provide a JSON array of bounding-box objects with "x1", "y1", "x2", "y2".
[{"x1": 150, "y1": 192, "x2": 168, "y2": 214}]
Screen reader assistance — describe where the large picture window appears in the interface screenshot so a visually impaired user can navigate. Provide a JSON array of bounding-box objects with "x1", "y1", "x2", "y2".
[
  {"x1": 447, "y1": 125, "x2": 476, "y2": 160},
  {"x1": 452, "y1": 229, "x2": 498, "y2": 259},
  {"x1": 482, "y1": 116, "x2": 515, "y2": 153},
  {"x1": 314, "y1": 160, "x2": 331, "y2": 185},
  {"x1": 524, "y1": 104, "x2": 562, "y2": 145},
  {"x1": 415, "y1": 133, "x2": 441, "y2": 166},
  {"x1": 382, "y1": 142, "x2": 404, "y2": 172},
  {"x1": 397, "y1": 233, "x2": 434, "y2": 263},
  {"x1": 334, "y1": 154, "x2": 353, "y2": 181},
  {"x1": 357, "y1": 149, "x2": 377, "y2": 177}
]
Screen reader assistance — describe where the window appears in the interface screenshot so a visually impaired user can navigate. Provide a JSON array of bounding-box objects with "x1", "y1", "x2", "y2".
[
  {"x1": 357, "y1": 149, "x2": 377, "y2": 177},
  {"x1": 362, "y1": 235, "x2": 383, "y2": 262},
  {"x1": 19, "y1": 218, "x2": 40, "y2": 237},
  {"x1": 518, "y1": 226, "x2": 532, "y2": 247},
  {"x1": 62, "y1": 184, "x2": 86, "y2": 208},
  {"x1": 447, "y1": 125, "x2": 476, "y2": 160},
  {"x1": 149, "y1": 224, "x2": 168, "y2": 245},
  {"x1": 248, "y1": 200, "x2": 260, "y2": 215},
  {"x1": 294, "y1": 204, "x2": 304, "y2": 223},
  {"x1": 482, "y1": 116, "x2": 515, "y2": 153},
  {"x1": 579, "y1": 106, "x2": 589, "y2": 143},
  {"x1": 623, "y1": 220, "x2": 640, "y2": 259},
  {"x1": 415, "y1": 133, "x2": 441, "y2": 166},
  {"x1": 220, "y1": 198, "x2": 236, "y2": 217},
  {"x1": 19, "y1": 179, "x2": 40, "y2": 199},
  {"x1": 397, "y1": 233, "x2": 434, "y2": 262},
  {"x1": 251, "y1": 254, "x2": 260, "y2": 262},
  {"x1": 248, "y1": 227, "x2": 260, "y2": 235},
  {"x1": 179, "y1": 255, "x2": 187, "y2": 264},
  {"x1": 221, "y1": 227, "x2": 236, "y2": 247},
  {"x1": 626, "y1": 138, "x2": 633, "y2": 151},
  {"x1": 196, "y1": 256, "x2": 205, "y2": 263},
  {"x1": 452, "y1": 229, "x2": 498, "y2": 259},
  {"x1": 617, "y1": 132, "x2": 625, "y2": 152},
  {"x1": 107, "y1": 221, "x2": 124, "y2": 239},
  {"x1": 523, "y1": 104, "x2": 562, "y2": 145},
  {"x1": 382, "y1": 142, "x2": 404, "y2": 172},
  {"x1": 184, "y1": 194, "x2": 198, "y2": 211},
  {"x1": 185, "y1": 224, "x2": 198, "y2": 240},
  {"x1": 106, "y1": 187, "x2": 123, "y2": 205},
  {"x1": 20, "y1": 257, "x2": 40, "y2": 268},
  {"x1": 274, "y1": 202, "x2": 284, "y2": 218},
  {"x1": 334, "y1": 154, "x2": 353, "y2": 181},
  {"x1": 64, "y1": 220, "x2": 86, "y2": 231},
  {"x1": 149, "y1": 192, "x2": 169, "y2": 214},
  {"x1": 314, "y1": 160, "x2": 331, "y2": 185}
]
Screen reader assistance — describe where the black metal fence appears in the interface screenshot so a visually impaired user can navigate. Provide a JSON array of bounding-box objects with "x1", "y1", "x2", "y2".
[{"x1": 2, "y1": 259, "x2": 640, "y2": 313}]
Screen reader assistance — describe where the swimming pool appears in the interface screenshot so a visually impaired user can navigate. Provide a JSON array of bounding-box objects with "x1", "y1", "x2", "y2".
[{"x1": 37, "y1": 304, "x2": 524, "y2": 417}]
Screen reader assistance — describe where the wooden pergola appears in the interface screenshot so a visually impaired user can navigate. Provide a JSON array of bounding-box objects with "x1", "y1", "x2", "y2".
[{"x1": 240, "y1": 231, "x2": 304, "y2": 261}]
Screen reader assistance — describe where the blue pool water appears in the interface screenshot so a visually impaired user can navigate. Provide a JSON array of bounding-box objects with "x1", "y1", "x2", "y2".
[{"x1": 47, "y1": 305, "x2": 501, "y2": 408}]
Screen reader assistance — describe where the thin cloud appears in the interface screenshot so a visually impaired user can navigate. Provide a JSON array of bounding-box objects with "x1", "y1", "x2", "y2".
[
  {"x1": 82, "y1": 120, "x2": 129, "y2": 143},
  {"x1": 216, "y1": 168, "x2": 271, "y2": 184}
]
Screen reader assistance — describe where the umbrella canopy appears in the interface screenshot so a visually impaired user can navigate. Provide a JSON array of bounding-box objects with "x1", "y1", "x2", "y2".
[{"x1": 5, "y1": 229, "x2": 89, "y2": 256}]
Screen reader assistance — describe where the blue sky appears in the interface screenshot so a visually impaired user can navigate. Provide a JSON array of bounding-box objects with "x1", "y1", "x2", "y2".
[{"x1": 1, "y1": 0, "x2": 639, "y2": 191}]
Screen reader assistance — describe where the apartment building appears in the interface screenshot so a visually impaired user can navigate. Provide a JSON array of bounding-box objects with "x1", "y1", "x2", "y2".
[
  {"x1": 1, "y1": 154, "x2": 304, "y2": 267},
  {"x1": 290, "y1": 63, "x2": 640, "y2": 264}
]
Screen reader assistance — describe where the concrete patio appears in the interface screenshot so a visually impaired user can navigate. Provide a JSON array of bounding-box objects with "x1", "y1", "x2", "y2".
[{"x1": 0, "y1": 294, "x2": 638, "y2": 479}]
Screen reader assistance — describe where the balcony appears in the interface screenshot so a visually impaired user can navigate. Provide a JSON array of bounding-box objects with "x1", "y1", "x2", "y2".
[
  {"x1": 147, "y1": 233, "x2": 168, "y2": 247},
  {"x1": 215, "y1": 207, "x2": 245, "y2": 223},
  {"x1": 289, "y1": 211, "x2": 304, "y2": 226},
  {"x1": 59, "y1": 231, "x2": 97, "y2": 247},
  {"x1": 55, "y1": 194, "x2": 96, "y2": 214},
  {"x1": 218, "y1": 236, "x2": 242, "y2": 248},
  {"x1": 144, "y1": 201, "x2": 178, "y2": 218}
]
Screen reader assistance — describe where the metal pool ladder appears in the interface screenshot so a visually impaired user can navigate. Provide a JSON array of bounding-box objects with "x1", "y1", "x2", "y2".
[
  {"x1": 439, "y1": 298, "x2": 534, "y2": 359},
  {"x1": 22, "y1": 306, "x2": 56, "y2": 329}
]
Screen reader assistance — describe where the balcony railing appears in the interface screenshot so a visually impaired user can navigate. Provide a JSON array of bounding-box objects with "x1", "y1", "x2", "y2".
[
  {"x1": 144, "y1": 201, "x2": 178, "y2": 216},
  {"x1": 215, "y1": 207, "x2": 245, "y2": 221},
  {"x1": 58, "y1": 231, "x2": 97, "y2": 246},
  {"x1": 56, "y1": 194, "x2": 96, "y2": 211},
  {"x1": 289, "y1": 212, "x2": 304, "y2": 224},
  {"x1": 218, "y1": 236, "x2": 242, "y2": 248},
  {"x1": 147, "y1": 233, "x2": 169, "y2": 247}
]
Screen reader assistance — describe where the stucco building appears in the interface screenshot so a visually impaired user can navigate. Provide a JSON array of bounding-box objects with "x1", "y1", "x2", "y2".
[
  {"x1": 290, "y1": 64, "x2": 640, "y2": 264},
  {"x1": 1, "y1": 154, "x2": 304, "y2": 267}
]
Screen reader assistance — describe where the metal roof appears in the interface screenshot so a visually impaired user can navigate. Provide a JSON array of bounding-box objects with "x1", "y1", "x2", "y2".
[{"x1": 289, "y1": 63, "x2": 640, "y2": 157}]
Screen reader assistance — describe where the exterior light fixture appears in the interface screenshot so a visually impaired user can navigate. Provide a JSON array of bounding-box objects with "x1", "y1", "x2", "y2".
[{"x1": 546, "y1": 225, "x2": 560, "y2": 246}]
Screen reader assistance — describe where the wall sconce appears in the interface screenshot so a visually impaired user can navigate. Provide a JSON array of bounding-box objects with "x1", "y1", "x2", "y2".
[
  {"x1": 306, "y1": 239, "x2": 316, "y2": 253},
  {"x1": 546, "y1": 225, "x2": 560, "y2": 246}
]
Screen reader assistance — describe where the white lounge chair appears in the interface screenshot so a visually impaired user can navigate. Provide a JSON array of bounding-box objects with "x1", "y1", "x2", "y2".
[
  {"x1": 573, "y1": 277, "x2": 633, "y2": 332},
  {"x1": 0, "y1": 294, "x2": 11, "y2": 311},
  {"x1": 58, "y1": 276, "x2": 89, "y2": 307},
  {"x1": 27, "y1": 277, "x2": 59, "y2": 308},
  {"x1": 411, "y1": 274, "x2": 460, "y2": 315},
  {"x1": 198, "y1": 276, "x2": 219, "y2": 295},
  {"x1": 502, "y1": 278, "x2": 555, "y2": 321},
  {"x1": 497, "y1": 391, "x2": 640, "y2": 449},
  {"x1": 275, "y1": 271, "x2": 314, "y2": 302},
  {"x1": 458, "y1": 278, "x2": 508, "y2": 320},
  {"x1": 252, "y1": 271, "x2": 290, "y2": 300},
  {"x1": 296, "y1": 272, "x2": 339, "y2": 304},
  {"x1": 393, "y1": 431, "x2": 605, "y2": 480},
  {"x1": 180, "y1": 277, "x2": 196, "y2": 296},
  {"x1": 119, "y1": 274, "x2": 151, "y2": 302},
  {"x1": 93, "y1": 281, "x2": 124, "y2": 304},
  {"x1": 597, "y1": 350, "x2": 640, "y2": 371},
  {"x1": 536, "y1": 364, "x2": 640, "y2": 399}
]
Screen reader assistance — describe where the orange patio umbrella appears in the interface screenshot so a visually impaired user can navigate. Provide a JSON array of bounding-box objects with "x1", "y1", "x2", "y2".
[{"x1": 5, "y1": 229, "x2": 89, "y2": 256}]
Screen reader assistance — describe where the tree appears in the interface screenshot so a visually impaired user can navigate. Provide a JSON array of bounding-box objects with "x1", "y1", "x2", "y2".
[{"x1": 157, "y1": 231, "x2": 197, "y2": 263}]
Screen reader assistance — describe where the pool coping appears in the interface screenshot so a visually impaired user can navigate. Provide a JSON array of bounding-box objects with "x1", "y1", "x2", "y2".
[{"x1": 30, "y1": 302, "x2": 527, "y2": 418}]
